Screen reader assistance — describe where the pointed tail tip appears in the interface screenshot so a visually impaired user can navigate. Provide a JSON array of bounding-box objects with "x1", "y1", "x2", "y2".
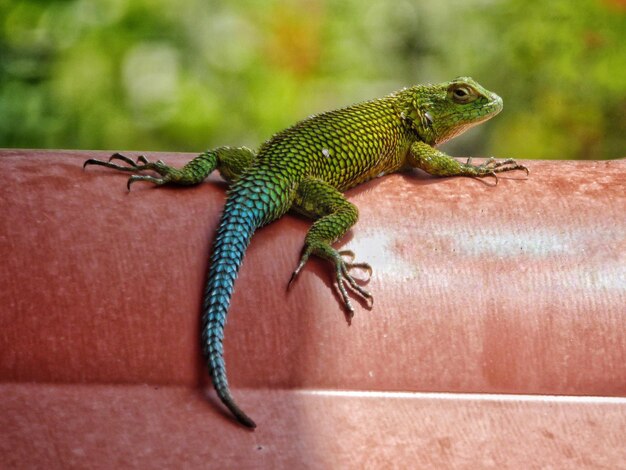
[
  {"x1": 220, "y1": 391, "x2": 257, "y2": 429},
  {"x1": 230, "y1": 402, "x2": 257, "y2": 428},
  {"x1": 237, "y1": 413, "x2": 257, "y2": 429}
]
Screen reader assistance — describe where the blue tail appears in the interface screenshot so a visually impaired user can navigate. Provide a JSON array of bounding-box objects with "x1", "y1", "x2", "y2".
[
  {"x1": 201, "y1": 173, "x2": 294, "y2": 428},
  {"x1": 201, "y1": 195, "x2": 260, "y2": 428}
]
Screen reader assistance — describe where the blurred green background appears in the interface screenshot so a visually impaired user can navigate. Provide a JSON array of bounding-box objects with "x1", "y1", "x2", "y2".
[{"x1": 1, "y1": 0, "x2": 624, "y2": 159}]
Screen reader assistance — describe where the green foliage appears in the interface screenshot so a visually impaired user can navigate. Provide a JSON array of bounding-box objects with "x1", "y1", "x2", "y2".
[
  {"x1": 1, "y1": 0, "x2": 624, "y2": 158},
  {"x1": 473, "y1": 0, "x2": 626, "y2": 159}
]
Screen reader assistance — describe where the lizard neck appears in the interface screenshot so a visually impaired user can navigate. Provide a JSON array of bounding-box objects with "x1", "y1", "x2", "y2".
[{"x1": 392, "y1": 86, "x2": 437, "y2": 145}]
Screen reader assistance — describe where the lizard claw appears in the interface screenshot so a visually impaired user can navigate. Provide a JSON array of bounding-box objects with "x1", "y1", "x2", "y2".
[
  {"x1": 339, "y1": 250, "x2": 373, "y2": 282},
  {"x1": 332, "y1": 250, "x2": 374, "y2": 323},
  {"x1": 108, "y1": 152, "x2": 141, "y2": 167},
  {"x1": 84, "y1": 153, "x2": 172, "y2": 189},
  {"x1": 287, "y1": 246, "x2": 374, "y2": 323},
  {"x1": 466, "y1": 157, "x2": 529, "y2": 185},
  {"x1": 481, "y1": 157, "x2": 529, "y2": 177},
  {"x1": 287, "y1": 251, "x2": 309, "y2": 290}
]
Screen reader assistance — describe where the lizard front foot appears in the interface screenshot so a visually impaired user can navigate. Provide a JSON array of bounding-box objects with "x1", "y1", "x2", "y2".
[
  {"x1": 84, "y1": 153, "x2": 178, "y2": 190},
  {"x1": 466, "y1": 157, "x2": 529, "y2": 185},
  {"x1": 288, "y1": 245, "x2": 373, "y2": 324}
]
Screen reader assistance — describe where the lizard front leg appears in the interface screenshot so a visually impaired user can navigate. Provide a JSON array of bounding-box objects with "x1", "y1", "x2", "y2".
[
  {"x1": 83, "y1": 146, "x2": 255, "y2": 189},
  {"x1": 408, "y1": 141, "x2": 528, "y2": 183},
  {"x1": 289, "y1": 177, "x2": 373, "y2": 324}
]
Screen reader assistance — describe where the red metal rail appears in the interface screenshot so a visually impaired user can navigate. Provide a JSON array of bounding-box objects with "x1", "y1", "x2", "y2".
[{"x1": 1, "y1": 150, "x2": 625, "y2": 467}]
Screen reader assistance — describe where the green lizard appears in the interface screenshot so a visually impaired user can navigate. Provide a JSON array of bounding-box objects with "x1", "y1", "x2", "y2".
[{"x1": 84, "y1": 77, "x2": 527, "y2": 428}]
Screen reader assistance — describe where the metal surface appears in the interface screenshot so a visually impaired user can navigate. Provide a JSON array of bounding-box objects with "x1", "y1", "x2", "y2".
[{"x1": 1, "y1": 150, "x2": 625, "y2": 467}]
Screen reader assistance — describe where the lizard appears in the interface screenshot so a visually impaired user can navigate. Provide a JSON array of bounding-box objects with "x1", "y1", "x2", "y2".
[{"x1": 84, "y1": 77, "x2": 528, "y2": 428}]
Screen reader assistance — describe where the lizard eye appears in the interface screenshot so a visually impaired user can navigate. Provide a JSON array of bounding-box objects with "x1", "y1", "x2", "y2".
[{"x1": 449, "y1": 85, "x2": 475, "y2": 103}]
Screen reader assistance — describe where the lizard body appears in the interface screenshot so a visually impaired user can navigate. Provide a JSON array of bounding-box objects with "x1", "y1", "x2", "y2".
[{"x1": 84, "y1": 77, "x2": 527, "y2": 428}]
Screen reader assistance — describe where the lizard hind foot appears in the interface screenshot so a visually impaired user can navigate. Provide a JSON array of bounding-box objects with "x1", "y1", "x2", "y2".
[
  {"x1": 338, "y1": 250, "x2": 373, "y2": 282},
  {"x1": 288, "y1": 245, "x2": 373, "y2": 324},
  {"x1": 335, "y1": 250, "x2": 374, "y2": 324},
  {"x1": 83, "y1": 153, "x2": 173, "y2": 189}
]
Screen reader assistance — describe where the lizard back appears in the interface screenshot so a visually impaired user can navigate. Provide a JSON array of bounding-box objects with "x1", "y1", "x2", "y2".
[{"x1": 253, "y1": 90, "x2": 418, "y2": 192}]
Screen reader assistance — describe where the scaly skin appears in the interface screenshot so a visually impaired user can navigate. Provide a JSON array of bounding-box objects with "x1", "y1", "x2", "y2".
[{"x1": 84, "y1": 77, "x2": 528, "y2": 428}]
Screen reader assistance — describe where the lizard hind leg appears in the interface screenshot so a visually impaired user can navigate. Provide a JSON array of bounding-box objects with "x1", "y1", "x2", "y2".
[
  {"x1": 289, "y1": 178, "x2": 373, "y2": 324},
  {"x1": 83, "y1": 147, "x2": 256, "y2": 190}
]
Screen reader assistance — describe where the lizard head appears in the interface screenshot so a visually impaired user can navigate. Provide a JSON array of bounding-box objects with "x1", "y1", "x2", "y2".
[{"x1": 401, "y1": 77, "x2": 503, "y2": 146}]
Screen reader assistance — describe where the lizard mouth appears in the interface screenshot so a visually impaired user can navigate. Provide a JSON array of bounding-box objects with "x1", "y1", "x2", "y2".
[
  {"x1": 438, "y1": 98, "x2": 502, "y2": 126},
  {"x1": 473, "y1": 96, "x2": 504, "y2": 122},
  {"x1": 487, "y1": 93, "x2": 504, "y2": 113}
]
